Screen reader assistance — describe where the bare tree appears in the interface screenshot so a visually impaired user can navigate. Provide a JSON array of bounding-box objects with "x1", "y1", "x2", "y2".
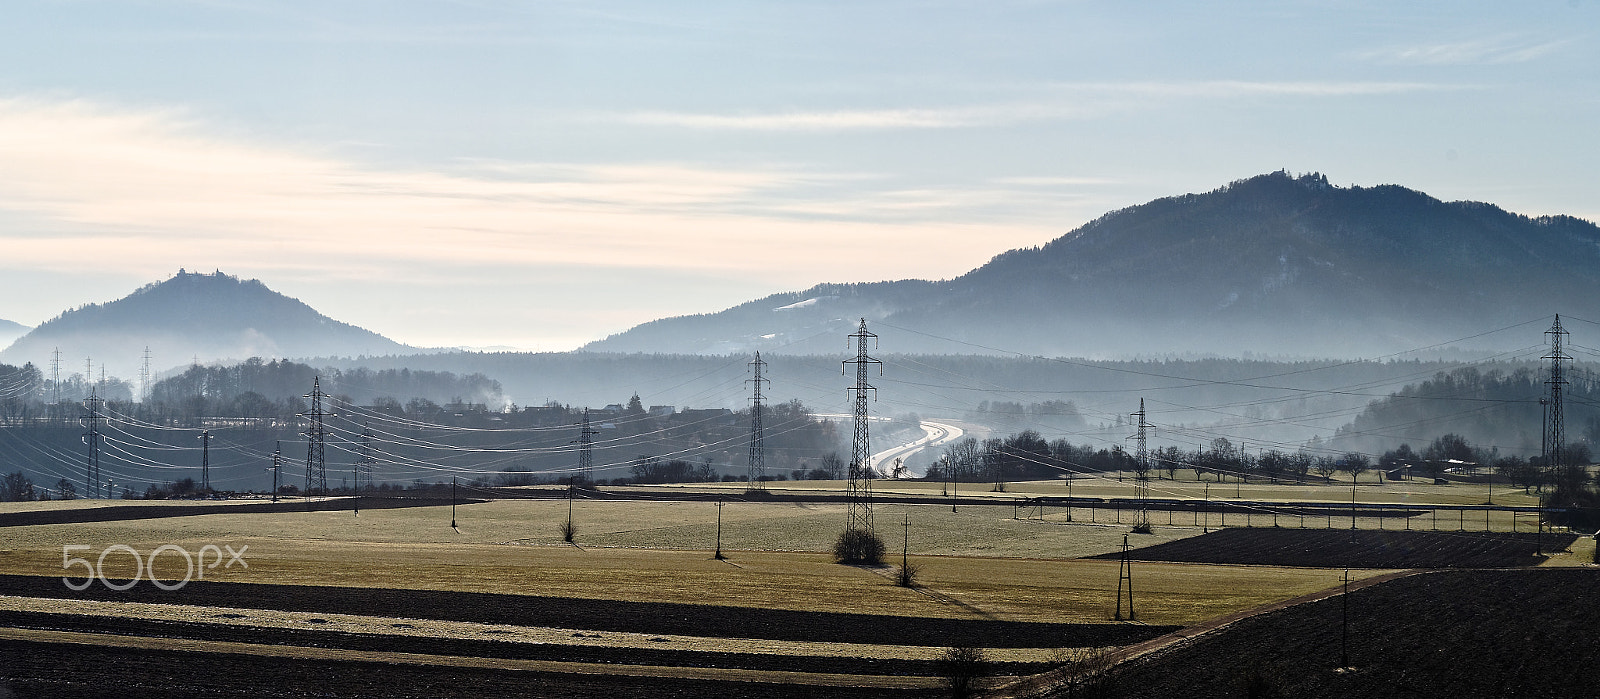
[
  {"x1": 1342, "y1": 452, "x2": 1371, "y2": 483},
  {"x1": 1, "y1": 471, "x2": 35, "y2": 502},
  {"x1": 820, "y1": 452, "x2": 845, "y2": 480},
  {"x1": 1312, "y1": 456, "x2": 1340, "y2": 483}
]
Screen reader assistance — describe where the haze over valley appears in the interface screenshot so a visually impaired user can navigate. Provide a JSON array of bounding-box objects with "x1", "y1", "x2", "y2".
[{"x1": 1, "y1": 172, "x2": 1593, "y2": 486}]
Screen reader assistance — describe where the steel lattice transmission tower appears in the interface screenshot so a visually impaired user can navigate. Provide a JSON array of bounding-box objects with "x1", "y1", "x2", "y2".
[
  {"x1": 80, "y1": 391, "x2": 104, "y2": 498},
  {"x1": 198, "y1": 430, "x2": 211, "y2": 492},
  {"x1": 357, "y1": 422, "x2": 376, "y2": 494},
  {"x1": 49, "y1": 348, "x2": 61, "y2": 417},
  {"x1": 1544, "y1": 315, "x2": 1570, "y2": 474},
  {"x1": 139, "y1": 347, "x2": 153, "y2": 403},
  {"x1": 1130, "y1": 399, "x2": 1151, "y2": 532},
  {"x1": 575, "y1": 408, "x2": 599, "y2": 484},
  {"x1": 747, "y1": 352, "x2": 770, "y2": 491},
  {"x1": 843, "y1": 318, "x2": 882, "y2": 536},
  {"x1": 303, "y1": 377, "x2": 330, "y2": 496}
]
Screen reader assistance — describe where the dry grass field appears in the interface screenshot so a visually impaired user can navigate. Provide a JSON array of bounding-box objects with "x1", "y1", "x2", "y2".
[{"x1": 0, "y1": 497, "x2": 1375, "y2": 625}]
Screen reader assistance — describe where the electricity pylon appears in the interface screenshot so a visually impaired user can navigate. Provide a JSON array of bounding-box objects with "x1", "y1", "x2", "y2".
[{"x1": 843, "y1": 318, "x2": 882, "y2": 536}]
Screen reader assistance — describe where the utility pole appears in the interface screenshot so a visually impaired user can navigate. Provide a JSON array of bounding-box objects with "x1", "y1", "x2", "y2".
[
  {"x1": 843, "y1": 318, "x2": 882, "y2": 537},
  {"x1": 1340, "y1": 567, "x2": 1351, "y2": 668},
  {"x1": 950, "y1": 457, "x2": 958, "y2": 513},
  {"x1": 302, "y1": 377, "x2": 330, "y2": 498},
  {"x1": 1114, "y1": 534, "x2": 1135, "y2": 620},
  {"x1": 575, "y1": 408, "x2": 599, "y2": 485},
  {"x1": 714, "y1": 498, "x2": 725, "y2": 560},
  {"x1": 198, "y1": 430, "x2": 211, "y2": 492},
  {"x1": 1539, "y1": 397, "x2": 1549, "y2": 479},
  {"x1": 901, "y1": 514, "x2": 911, "y2": 575},
  {"x1": 1350, "y1": 473, "x2": 1358, "y2": 542},
  {"x1": 271, "y1": 441, "x2": 281, "y2": 503},
  {"x1": 451, "y1": 476, "x2": 458, "y2": 529},
  {"x1": 747, "y1": 352, "x2": 769, "y2": 491},
  {"x1": 564, "y1": 484, "x2": 576, "y2": 543}
]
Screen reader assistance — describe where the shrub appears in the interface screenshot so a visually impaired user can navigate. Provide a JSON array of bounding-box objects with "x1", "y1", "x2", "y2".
[
  {"x1": 1052, "y1": 646, "x2": 1116, "y2": 698},
  {"x1": 896, "y1": 562, "x2": 921, "y2": 587},
  {"x1": 833, "y1": 529, "x2": 885, "y2": 564},
  {"x1": 937, "y1": 645, "x2": 989, "y2": 698}
]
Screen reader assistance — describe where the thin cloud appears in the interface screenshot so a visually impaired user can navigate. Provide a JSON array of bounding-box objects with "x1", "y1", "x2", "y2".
[
  {"x1": 0, "y1": 96, "x2": 1061, "y2": 284},
  {"x1": 621, "y1": 104, "x2": 1090, "y2": 131},
  {"x1": 1355, "y1": 36, "x2": 1574, "y2": 66},
  {"x1": 617, "y1": 80, "x2": 1462, "y2": 132}
]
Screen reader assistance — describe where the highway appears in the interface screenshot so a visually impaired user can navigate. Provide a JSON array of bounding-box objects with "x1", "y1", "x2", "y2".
[{"x1": 869, "y1": 419, "x2": 965, "y2": 478}]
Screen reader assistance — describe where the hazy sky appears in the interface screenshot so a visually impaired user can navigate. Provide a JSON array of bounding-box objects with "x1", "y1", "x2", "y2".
[{"x1": 0, "y1": 1, "x2": 1594, "y2": 353}]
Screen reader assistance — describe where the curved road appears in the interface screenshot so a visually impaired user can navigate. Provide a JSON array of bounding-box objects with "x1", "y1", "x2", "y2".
[{"x1": 870, "y1": 420, "x2": 965, "y2": 477}]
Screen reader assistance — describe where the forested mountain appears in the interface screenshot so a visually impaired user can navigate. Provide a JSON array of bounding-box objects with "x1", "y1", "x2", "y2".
[
  {"x1": 583, "y1": 172, "x2": 1600, "y2": 357},
  {"x1": 1330, "y1": 365, "x2": 1600, "y2": 460},
  {"x1": 0, "y1": 270, "x2": 414, "y2": 376},
  {"x1": 145, "y1": 359, "x2": 505, "y2": 420}
]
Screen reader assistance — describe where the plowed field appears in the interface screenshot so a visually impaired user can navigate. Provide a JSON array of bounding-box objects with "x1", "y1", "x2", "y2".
[{"x1": 1090, "y1": 528, "x2": 1575, "y2": 568}]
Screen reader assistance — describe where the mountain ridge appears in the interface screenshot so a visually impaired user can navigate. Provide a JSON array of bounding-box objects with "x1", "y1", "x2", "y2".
[
  {"x1": 0, "y1": 318, "x2": 26, "y2": 347},
  {"x1": 582, "y1": 171, "x2": 1599, "y2": 357},
  {"x1": 0, "y1": 270, "x2": 415, "y2": 376}
]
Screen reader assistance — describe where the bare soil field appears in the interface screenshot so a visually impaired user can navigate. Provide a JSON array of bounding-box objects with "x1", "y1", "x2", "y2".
[
  {"x1": 0, "y1": 637, "x2": 933, "y2": 699},
  {"x1": 1088, "y1": 528, "x2": 1578, "y2": 569},
  {"x1": 1023, "y1": 568, "x2": 1600, "y2": 698},
  {"x1": 0, "y1": 574, "x2": 1175, "y2": 649}
]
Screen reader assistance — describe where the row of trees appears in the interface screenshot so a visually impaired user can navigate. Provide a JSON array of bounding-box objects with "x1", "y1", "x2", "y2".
[
  {"x1": 0, "y1": 358, "x2": 505, "y2": 426},
  {"x1": 1, "y1": 471, "x2": 79, "y2": 502},
  {"x1": 922, "y1": 430, "x2": 1587, "y2": 490}
]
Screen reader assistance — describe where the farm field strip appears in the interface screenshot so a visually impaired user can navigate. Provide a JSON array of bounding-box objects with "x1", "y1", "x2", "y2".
[
  {"x1": 644, "y1": 478, "x2": 1545, "y2": 507},
  {"x1": 0, "y1": 626, "x2": 947, "y2": 690},
  {"x1": 0, "y1": 546, "x2": 1365, "y2": 628},
  {"x1": 0, "y1": 594, "x2": 1060, "y2": 663}
]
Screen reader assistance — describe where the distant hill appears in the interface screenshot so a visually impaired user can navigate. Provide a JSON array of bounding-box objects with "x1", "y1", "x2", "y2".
[
  {"x1": 583, "y1": 172, "x2": 1600, "y2": 357},
  {"x1": 0, "y1": 319, "x2": 26, "y2": 348},
  {"x1": 0, "y1": 270, "x2": 414, "y2": 376}
]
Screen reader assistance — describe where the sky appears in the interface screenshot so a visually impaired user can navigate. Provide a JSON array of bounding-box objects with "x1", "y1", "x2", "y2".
[{"x1": 0, "y1": 0, "x2": 1595, "y2": 356}]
